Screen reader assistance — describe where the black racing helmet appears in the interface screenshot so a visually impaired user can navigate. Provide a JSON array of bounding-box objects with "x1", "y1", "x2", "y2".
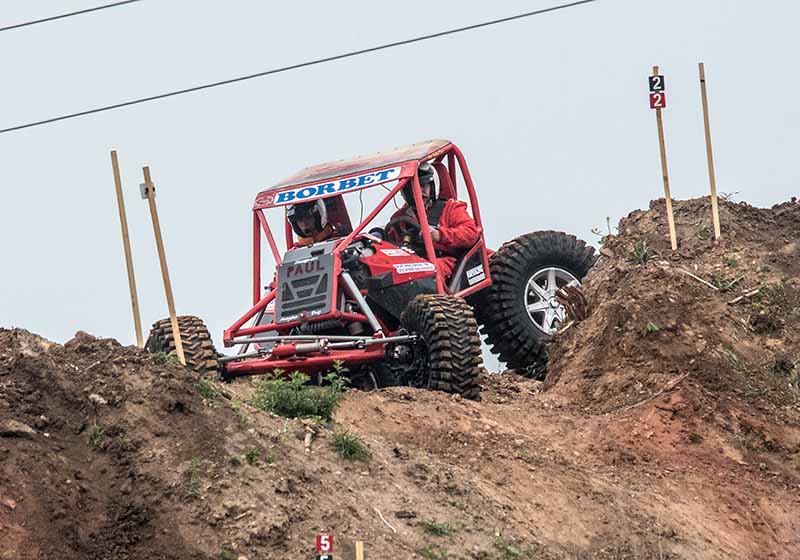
[
  {"x1": 401, "y1": 161, "x2": 437, "y2": 208},
  {"x1": 287, "y1": 199, "x2": 328, "y2": 237}
]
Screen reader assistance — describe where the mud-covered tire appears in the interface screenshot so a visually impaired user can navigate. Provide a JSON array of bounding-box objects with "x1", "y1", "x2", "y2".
[
  {"x1": 400, "y1": 295, "x2": 482, "y2": 400},
  {"x1": 473, "y1": 231, "x2": 596, "y2": 370},
  {"x1": 145, "y1": 315, "x2": 219, "y2": 376}
]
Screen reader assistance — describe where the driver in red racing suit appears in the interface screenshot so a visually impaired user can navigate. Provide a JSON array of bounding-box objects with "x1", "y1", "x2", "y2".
[{"x1": 387, "y1": 162, "x2": 479, "y2": 279}]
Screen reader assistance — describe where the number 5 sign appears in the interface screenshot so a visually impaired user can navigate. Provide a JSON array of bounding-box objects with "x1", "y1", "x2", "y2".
[{"x1": 316, "y1": 534, "x2": 334, "y2": 554}]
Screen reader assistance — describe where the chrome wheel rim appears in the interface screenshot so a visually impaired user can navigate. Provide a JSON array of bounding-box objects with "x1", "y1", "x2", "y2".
[{"x1": 524, "y1": 267, "x2": 580, "y2": 335}]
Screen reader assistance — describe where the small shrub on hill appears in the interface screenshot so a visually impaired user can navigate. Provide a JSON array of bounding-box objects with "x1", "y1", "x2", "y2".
[
  {"x1": 332, "y1": 430, "x2": 370, "y2": 462},
  {"x1": 250, "y1": 365, "x2": 348, "y2": 421},
  {"x1": 152, "y1": 351, "x2": 180, "y2": 366},
  {"x1": 422, "y1": 520, "x2": 457, "y2": 537},
  {"x1": 629, "y1": 240, "x2": 652, "y2": 265},
  {"x1": 196, "y1": 377, "x2": 217, "y2": 400}
]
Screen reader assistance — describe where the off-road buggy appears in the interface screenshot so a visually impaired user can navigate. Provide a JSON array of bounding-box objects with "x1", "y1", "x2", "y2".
[{"x1": 146, "y1": 140, "x2": 596, "y2": 398}]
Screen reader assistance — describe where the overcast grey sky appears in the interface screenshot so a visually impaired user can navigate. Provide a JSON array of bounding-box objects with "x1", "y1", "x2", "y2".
[{"x1": 1, "y1": 1, "x2": 797, "y2": 364}]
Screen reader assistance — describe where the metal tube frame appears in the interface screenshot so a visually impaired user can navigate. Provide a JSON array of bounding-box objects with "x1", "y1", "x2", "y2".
[
  {"x1": 340, "y1": 270, "x2": 383, "y2": 336},
  {"x1": 229, "y1": 334, "x2": 388, "y2": 345},
  {"x1": 224, "y1": 142, "x2": 493, "y2": 376}
]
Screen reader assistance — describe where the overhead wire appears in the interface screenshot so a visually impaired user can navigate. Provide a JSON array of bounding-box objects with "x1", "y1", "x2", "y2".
[
  {"x1": 0, "y1": 0, "x2": 599, "y2": 135},
  {"x1": 0, "y1": 1, "x2": 146, "y2": 33}
]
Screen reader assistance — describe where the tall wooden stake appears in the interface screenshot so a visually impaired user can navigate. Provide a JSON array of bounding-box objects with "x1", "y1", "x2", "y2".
[
  {"x1": 142, "y1": 166, "x2": 185, "y2": 365},
  {"x1": 355, "y1": 541, "x2": 364, "y2": 560},
  {"x1": 653, "y1": 65, "x2": 678, "y2": 251},
  {"x1": 699, "y1": 62, "x2": 721, "y2": 239},
  {"x1": 110, "y1": 150, "x2": 144, "y2": 347}
]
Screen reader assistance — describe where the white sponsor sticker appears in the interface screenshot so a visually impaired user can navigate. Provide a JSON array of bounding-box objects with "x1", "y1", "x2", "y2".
[
  {"x1": 468, "y1": 272, "x2": 486, "y2": 286},
  {"x1": 466, "y1": 264, "x2": 484, "y2": 279},
  {"x1": 381, "y1": 249, "x2": 409, "y2": 257},
  {"x1": 394, "y1": 262, "x2": 436, "y2": 274},
  {"x1": 466, "y1": 264, "x2": 486, "y2": 285}
]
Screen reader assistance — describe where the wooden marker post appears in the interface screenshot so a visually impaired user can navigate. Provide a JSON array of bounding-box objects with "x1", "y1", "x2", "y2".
[
  {"x1": 110, "y1": 151, "x2": 144, "y2": 347},
  {"x1": 141, "y1": 167, "x2": 186, "y2": 365},
  {"x1": 355, "y1": 541, "x2": 364, "y2": 560},
  {"x1": 650, "y1": 65, "x2": 678, "y2": 251},
  {"x1": 699, "y1": 62, "x2": 722, "y2": 240}
]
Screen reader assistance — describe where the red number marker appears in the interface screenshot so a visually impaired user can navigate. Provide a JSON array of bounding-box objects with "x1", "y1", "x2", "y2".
[
  {"x1": 316, "y1": 534, "x2": 334, "y2": 553},
  {"x1": 649, "y1": 92, "x2": 667, "y2": 109}
]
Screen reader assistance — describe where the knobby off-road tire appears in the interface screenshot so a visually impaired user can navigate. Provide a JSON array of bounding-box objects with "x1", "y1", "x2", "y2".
[
  {"x1": 145, "y1": 315, "x2": 219, "y2": 376},
  {"x1": 400, "y1": 295, "x2": 482, "y2": 400},
  {"x1": 473, "y1": 231, "x2": 596, "y2": 371}
]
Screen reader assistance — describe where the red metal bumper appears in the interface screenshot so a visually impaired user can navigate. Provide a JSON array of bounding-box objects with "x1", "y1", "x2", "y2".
[{"x1": 223, "y1": 346, "x2": 385, "y2": 376}]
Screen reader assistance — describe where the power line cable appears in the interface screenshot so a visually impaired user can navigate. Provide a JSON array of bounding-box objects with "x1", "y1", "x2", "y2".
[
  {"x1": 0, "y1": 0, "x2": 598, "y2": 135},
  {"x1": 0, "y1": 0, "x2": 146, "y2": 33}
]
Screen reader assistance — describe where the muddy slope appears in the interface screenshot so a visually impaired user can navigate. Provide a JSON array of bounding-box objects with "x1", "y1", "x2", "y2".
[{"x1": 2, "y1": 196, "x2": 799, "y2": 560}]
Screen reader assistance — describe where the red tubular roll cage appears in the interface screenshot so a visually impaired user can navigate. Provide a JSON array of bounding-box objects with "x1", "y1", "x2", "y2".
[{"x1": 222, "y1": 140, "x2": 492, "y2": 374}]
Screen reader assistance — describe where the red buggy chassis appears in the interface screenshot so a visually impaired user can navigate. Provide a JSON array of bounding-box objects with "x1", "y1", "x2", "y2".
[{"x1": 146, "y1": 140, "x2": 596, "y2": 398}]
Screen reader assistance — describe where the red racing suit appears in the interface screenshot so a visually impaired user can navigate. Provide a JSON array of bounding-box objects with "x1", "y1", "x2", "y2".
[{"x1": 388, "y1": 198, "x2": 480, "y2": 278}]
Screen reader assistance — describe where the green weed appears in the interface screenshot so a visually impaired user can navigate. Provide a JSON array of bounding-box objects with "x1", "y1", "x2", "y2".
[
  {"x1": 184, "y1": 457, "x2": 202, "y2": 498},
  {"x1": 422, "y1": 520, "x2": 456, "y2": 537},
  {"x1": 231, "y1": 398, "x2": 249, "y2": 426},
  {"x1": 244, "y1": 448, "x2": 261, "y2": 465},
  {"x1": 494, "y1": 535, "x2": 522, "y2": 559},
  {"x1": 250, "y1": 366, "x2": 349, "y2": 421},
  {"x1": 641, "y1": 322, "x2": 660, "y2": 336},
  {"x1": 332, "y1": 430, "x2": 370, "y2": 462},
  {"x1": 722, "y1": 348, "x2": 740, "y2": 368},
  {"x1": 630, "y1": 240, "x2": 652, "y2": 265},
  {"x1": 197, "y1": 377, "x2": 217, "y2": 400},
  {"x1": 88, "y1": 424, "x2": 105, "y2": 449},
  {"x1": 152, "y1": 351, "x2": 180, "y2": 366},
  {"x1": 696, "y1": 224, "x2": 713, "y2": 240},
  {"x1": 710, "y1": 271, "x2": 741, "y2": 292}
]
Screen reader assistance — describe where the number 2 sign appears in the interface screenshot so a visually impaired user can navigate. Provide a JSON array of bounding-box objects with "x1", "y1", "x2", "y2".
[
  {"x1": 649, "y1": 92, "x2": 667, "y2": 109},
  {"x1": 649, "y1": 75, "x2": 665, "y2": 92},
  {"x1": 649, "y1": 74, "x2": 666, "y2": 109}
]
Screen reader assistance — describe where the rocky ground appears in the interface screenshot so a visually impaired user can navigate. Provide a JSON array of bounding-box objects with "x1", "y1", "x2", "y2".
[{"x1": 1, "y1": 196, "x2": 799, "y2": 559}]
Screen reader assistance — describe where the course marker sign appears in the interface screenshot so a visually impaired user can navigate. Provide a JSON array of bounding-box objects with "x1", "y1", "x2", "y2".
[
  {"x1": 316, "y1": 534, "x2": 333, "y2": 554},
  {"x1": 649, "y1": 75, "x2": 665, "y2": 92},
  {"x1": 649, "y1": 92, "x2": 666, "y2": 109},
  {"x1": 649, "y1": 65, "x2": 678, "y2": 251}
]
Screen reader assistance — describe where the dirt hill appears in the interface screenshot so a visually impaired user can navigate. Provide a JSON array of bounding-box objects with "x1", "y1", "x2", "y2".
[{"x1": 1, "y1": 197, "x2": 799, "y2": 560}]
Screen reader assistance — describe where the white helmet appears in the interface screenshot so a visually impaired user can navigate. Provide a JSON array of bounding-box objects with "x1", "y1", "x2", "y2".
[{"x1": 287, "y1": 199, "x2": 328, "y2": 237}]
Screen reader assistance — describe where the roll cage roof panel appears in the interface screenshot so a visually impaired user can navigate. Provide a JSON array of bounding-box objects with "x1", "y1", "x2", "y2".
[{"x1": 253, "y1": 139, "x2": 452, "y2": 210}]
